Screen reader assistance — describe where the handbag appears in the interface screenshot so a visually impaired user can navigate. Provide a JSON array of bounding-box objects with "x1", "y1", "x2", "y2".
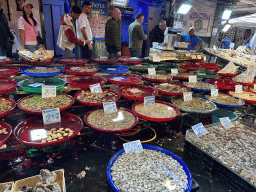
[{"x1": 33, "y1": 25, "x2": 44, "y2": 45}]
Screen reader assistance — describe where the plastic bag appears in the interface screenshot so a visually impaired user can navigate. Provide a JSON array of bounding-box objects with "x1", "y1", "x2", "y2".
[
  {"x1": 232, "y1": 64, "x2": 256, "y2": 83},
  {"x1": 12, "y1": 34, "x2": 21, "y2": 53},
  {"x1": 218, "y1": 61, "x2": 239, "y2": 74}
]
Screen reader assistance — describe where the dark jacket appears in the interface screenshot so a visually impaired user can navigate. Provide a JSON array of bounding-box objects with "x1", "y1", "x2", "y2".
[
  {"x1": 150, "y1": 25, "x2": 164, "y2": 47},
  {"x1": 105, "y1": 18, "x2": 121, "y2": 52},
  {"x1": 0, "y1": 9, "x2": 14, "y2": 49}
]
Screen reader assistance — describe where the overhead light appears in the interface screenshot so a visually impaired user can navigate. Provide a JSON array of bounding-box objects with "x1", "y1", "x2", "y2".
[
  {"x1": 222, "y1": 24, "x2": 231, "y2": 32},
  {"x1": 222, "y1": 9, "x2": 232, "y2": 20},
  {"x1": 177, "y1": 3, "x2": 192, "y2": 15}
]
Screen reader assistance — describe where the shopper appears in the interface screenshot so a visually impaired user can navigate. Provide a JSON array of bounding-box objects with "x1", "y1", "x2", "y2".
[
  {"x1": 149, "y1": 20, "x2": 166, "y2": 47},
  {"x1": 18, "y1": 2, "x2": 43, "y2": 52},
  {"x1": 57, "y1": 5, "x2": 89, "y2": 58},
  {"x1": 221, "y1": 37, "x2": 231, "y2": 49},
  {"x1": 181, "y1": 27, "x2": 203, "y2": 51},
  {"x1": 105, "y1": 8, "x2": 122, "y2": 58},
  {"x1": 76, "y1": 1, "x2": 93, "y2": 60},
  {"x1": 128, "y1": 13, "x2": 147, "y2": 58}
]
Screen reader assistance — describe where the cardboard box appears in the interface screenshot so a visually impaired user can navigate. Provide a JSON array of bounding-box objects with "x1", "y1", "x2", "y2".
[
  {"x1": 12, "y1": 169, "x2": 66, "y2": 192},
  {"x1": 0, "y1": 181, "x2": 14, "y2": 191}
]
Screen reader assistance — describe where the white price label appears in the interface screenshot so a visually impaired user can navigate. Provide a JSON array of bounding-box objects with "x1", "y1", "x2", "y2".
[
  {"x1": 144, "y1": 96, "x2": 155, "y2": 106},
  {"x1": 204, "y1": 56, "x2": 207, "y2": 62},
  {"x1": 100, "y1": 56, "x2": 108, "y2": 59},
  {"x1": 185, "y1": 53, "x2": 191, "y2": 57},
  {"x1": 107, "y1": 68, "x2": 116, "y2": 71},
  {"x1": 191, "y1": 55, "x2": 197, "y2": 60},
  {"x1": 183, "y1": 92, "x2": 192, "y2": 101},
  {"x1": 129, "y1": 88, "x2": 141, "y2": 93},
  {"x1": 123, "y1": 140, "x2": 143, "y2": 153},
  {"x1": 112, "y1": 77, "x2": 125, "y2": 81},
  {"x1": 29, "y1": 83, "x2": 45, "y2": 87},
  {"x1": 42, "y1": 86, "x2": 56, "y2": 98},
  {"x1": 171, "y1": 68, "x2": 178, "y2": 75},
  {"x1": 254, "y1": 84, "x2": 256, "y2": 90},
  {"x1": 211, "y1": 89, "x2": 218, "y2": 97},
  {"x1": 197, "y1": 55, "x2": 202, "y2": 60},
  {"x1": 103, "y1": 101, "x2": 117, "y2": 113},
  {"x1": 153, "y1": 56, "x2": 160, "y2": 62},
  {"x1": 219, "y1": 117, "x2": 234, "y2": 129},
  {"x1": 90, "y1": 83, "x2": 102, "y2": 93},
  {"x1": 189, "y1": 76, "x2": 197, "y2": 83},
  {"x1": 42, "y1": 108, "x2": 61, "y2": 125},
  {"x1": 235, "y1": 85, "x2": 243, "y2": 93},
  {"x1": 148, "y1": 68, "x2": 156, "y2": 75},
  {"x1": 36, "y1": 67, "x2": 46, "y2": 70},
  {"x1": 192, "y1": 123, "x2": 208, "y2": 137},
  {"x1": 71, "y1": 67, "x2": 80, "y2": 70}
]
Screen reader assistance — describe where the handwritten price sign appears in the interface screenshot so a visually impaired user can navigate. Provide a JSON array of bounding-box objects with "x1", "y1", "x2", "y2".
[
  {"x1": 90, "y1": 83, "x2": 102, "y2": 93},
  {"x1": 171, "y1": 68, "x2": 178, "y2": 75},
  {"x1": 183, "y1": 92, "x2": 192, "y2": 101},
  {"x1": 42, "y1": 108, "x2": 61, "y2": 125},
  {"x1": 123, "y1": 140, "x2": 143, "y2": 153},
  {"x1": 189, "y1": 76, "x2": 197, "y2": 83},
  {"x1": 103, "y1": 101, "x2": 117, "y2": 113},
  {"x1": 29, "y1": 83, "x2": 44, "y2": 87},
  {"x1": 219, "y1": 117, "x2": 234, "y2": 129},
  {"x1": 211, "y1": 89, "x2": 218, "y2": 97},
  {"x1": 42, "y1": 86, "x2": 56, "y2": 98},
  {"x1": 144, "y1": 96, "x2": 155, "y2": 106},
  {"x1": 235, "y1": 85, "x2": 243, "y2": 93},
  {"x1": 192, "y1": 123, "x2": 208, "y2": 137},
  {"x1": 148, "y1": 68, "x2": 156, "y2": 75}
]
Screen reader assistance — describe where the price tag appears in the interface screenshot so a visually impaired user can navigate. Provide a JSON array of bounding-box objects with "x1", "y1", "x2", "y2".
[
  {"x1": 219, "y1": 117, "x2": 234, "y2": 129},
  {"x1": 235, "y1": 85, "x2": 243, "y2": 93},
  {"x1": 29, "y1": 83, "x2": 45, "y2": 87},
  {"x1": 153, "y1": 56, "x2": 160, "y2": 62},
  {"x1": 204, "y1": 56, "x2": 207, "y2": 62},
  {"x1": 191, "y1": 55, "x2": 197, "y2": 60},
  {"x1": 103, "y1": 101, "x2": 117, "y2": 113},
  {"x1": 211, "y1": 89, "x2": 218, "y2": 97},
  {"x1": 197, "y1": 55, "x2": 202, "y2": 60},
  {"x1": 107, "y1": 68, "x2": 116, "y2": 71},
  {"x1": 42, "y1": 86, "x2": 56, "y2": 98},
  {"x1": 89, "y1": 83, "x2": 102, "y2": 93},
  {"x1": 42, "y1": 108, "x2": 61, "y2": 125},
  {"x1": 254, "y1": 84, "x2": 256, "y2": 90},
  {"x1": 189, "y1": 76, "x2": 197, "y2": 83},
  {"x1": 160, "y1": 83, "x2": 169, "y2": 86},
  {"x1": 123, "y1": 140, "x2": 143, "y2": 153},
  {"x1": 183, "y1": 92, "x2": 192, "y2": 101},
  {"x1": 148, "y1": 68, "x2": 156, "y2": 75},
  {"x1": 71, "y1": 67, "x2": 80, "y2": 70},
  {"x1": 192, "y1": 123, "x2": 208, "y2": 137},
  {"x1": 112, "y1": 77, "x2": 125, "y2": 81},
  {"x1": 35, "y1": 67, "x2": 46, "y2": 70},
  {"x1": 171, "y1": 68, "x2": 178, "y2": 75},
  {"x1": 100, "y1": 56, "x2": 108, "y2": 59},
  {"x1": 129, "y1": 88, "x2": 141, "y2": 93},
  {"x1": 144, "y1": 96, "x2": 155, "y2": 106}
]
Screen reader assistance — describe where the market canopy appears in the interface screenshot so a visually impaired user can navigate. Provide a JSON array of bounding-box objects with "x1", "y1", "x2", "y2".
[{"x1": 221, "y1": 13, "x2": 256, "y2": 28}]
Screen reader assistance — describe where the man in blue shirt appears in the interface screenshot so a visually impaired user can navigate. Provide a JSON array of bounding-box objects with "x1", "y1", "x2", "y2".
[
  {"x1": 221, "y1": 37, "x2": 231, "y2": 49},
  {"x1": 181, "y1": 27, "x2": 203, "y2": 51}
]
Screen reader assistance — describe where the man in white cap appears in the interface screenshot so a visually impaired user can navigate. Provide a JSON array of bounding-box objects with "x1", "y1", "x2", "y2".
[{"x1": 181, "y1": 27, "x2": 203, "y2": 51}]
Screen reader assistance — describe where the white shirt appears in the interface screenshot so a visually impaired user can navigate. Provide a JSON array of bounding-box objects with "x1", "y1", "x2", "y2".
[{"x1": 76, "y1": 13, "x2": 93, "y2": 44}]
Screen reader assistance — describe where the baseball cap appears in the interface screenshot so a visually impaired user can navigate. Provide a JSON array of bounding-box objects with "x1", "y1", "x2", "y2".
[
  {"x1": 22, "y1": 2, "x2": 34, "y2": 9},
  {"x1": 189, "y1": 27, "x2": 195, "y2": 31}
]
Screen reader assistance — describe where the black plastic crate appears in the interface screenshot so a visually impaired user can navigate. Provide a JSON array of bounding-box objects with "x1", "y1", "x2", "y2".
[{"x1": 184, "y1": 140, "x2": 256, "y2": 192}]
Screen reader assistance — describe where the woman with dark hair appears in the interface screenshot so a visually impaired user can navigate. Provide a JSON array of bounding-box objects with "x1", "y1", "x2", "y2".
[{"x1": 18, "y1": 2, "x2": 43, "y2": 52}]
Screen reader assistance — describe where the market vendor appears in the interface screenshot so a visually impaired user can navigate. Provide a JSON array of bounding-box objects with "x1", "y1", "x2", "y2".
[
  {"x1": 221, "y1": 37, "x2": 231, "y2": 49},
  {"x1": 181, "y1": 27, "x2": 203, "y2": 51}
]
